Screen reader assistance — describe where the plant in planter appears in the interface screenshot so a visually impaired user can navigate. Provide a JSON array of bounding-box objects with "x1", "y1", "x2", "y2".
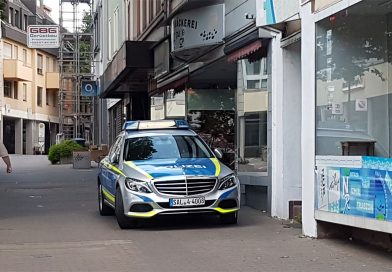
[{"x1": 48, "y1": 140, "x2": 86, "y2": 164}]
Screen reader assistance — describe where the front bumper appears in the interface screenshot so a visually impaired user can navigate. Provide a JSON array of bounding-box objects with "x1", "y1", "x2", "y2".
[{"x1": 121, "y1": 185, "x2": 240, "y2": 218}]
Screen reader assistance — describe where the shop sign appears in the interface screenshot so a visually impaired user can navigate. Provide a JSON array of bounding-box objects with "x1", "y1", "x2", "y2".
[
  {"x1": 27, "y1": 25, "x2": 60, "y2": 48},
  {"x1": 316, "y1": 156, "x2": 392, "y2": 222},
  {"x1": 171, "y1": 4, "x2": 224, "y2": 52}
]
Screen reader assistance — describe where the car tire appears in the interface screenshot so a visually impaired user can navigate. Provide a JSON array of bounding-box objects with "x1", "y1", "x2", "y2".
[
  {"x1": 98, "y1": 183, "x2": 114, "y2": 216},
  {"x1": 219, "y1": 211, "x2": 238, "y2": 225},
  {"x1": 115, "y1": 186, "x2": 137, "y2": 229}
]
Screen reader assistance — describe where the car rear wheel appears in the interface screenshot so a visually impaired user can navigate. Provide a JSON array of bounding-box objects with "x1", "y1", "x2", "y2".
[
  {"x1": 115, "y1": 186, "x2": 137, "y2": 229},
  {"x1": 98, "y1": 183, "x2": 114, "y2": 216},
  {"x1": 219, "y1": 211, "x2": 238, "y2": 225}
]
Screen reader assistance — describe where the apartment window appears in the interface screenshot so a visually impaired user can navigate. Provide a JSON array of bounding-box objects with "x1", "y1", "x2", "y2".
[
  {"x1": 37, "y1": 54, "x2": 43, "y2": 75},
  {"x1": 8, "y1": 7, "x2": 14, "y2": 25},
  {"x1": 142, "y1": 0, "x2": 147, "y2": 30},
  {"x1": 23, "y1": 14, "x2": 28, "y2": 31},
  {"x1": 4, "y1": 81, "x2": 12, "y2": 98},
  {"x1": 22, "y1": 83, "x2": 27, "y2": 101},
  {"x1": 3, "y1": 43, "x2": 12, "y2": 59},
  {"x1": 15, "y1": 10, "x2": 20, "y2": 28},
  {"x1": 94, "y1": 13, "x2": 100, "y2": 51},
  {"x1": 108, "y1": 18, "x2": 112, "y2": 59},
  {"x1": 114, "y1": 9, "x2": 118, "y2": 52},
  {"x1": 37, "y1": 87, "x2": 43, "y2": 107},
  {"x1": 53, "y1": 92, "x2": 57, "y2": 107},
  {"x1": 156, "y1": 0, "x2": 162, "y2": 15},
  {"x1": 13, "y1": 45, "x2": 18, "y2": 60},
  {"x1": 53, "y1": 59, "x2": 58, "y2": 72},
  {"x1": 46, "y1": 57, "x2": 50, "y2": 72},
  {"x1": 13, "y1": 82, "x2": 18, "y2": 99},
  {"x1": 46, "y1": 90, "x2": 50, "y2": 106},
  {"x1": 23, "y1": 49, "x2": 28, "y2": 66}
]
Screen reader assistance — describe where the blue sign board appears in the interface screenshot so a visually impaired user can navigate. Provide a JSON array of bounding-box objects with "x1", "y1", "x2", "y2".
[
  {"x1": 81, "y1": 81, "x2": 98, "y2": 96},
  {"x1": 316, "y1": 156, "x2": 392, "y2": 222}
]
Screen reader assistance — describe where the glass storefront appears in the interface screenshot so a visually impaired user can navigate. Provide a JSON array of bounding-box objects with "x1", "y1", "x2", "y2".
[
  {"x1": 238, "y1": 58, "x2": 269, "y2": 172},
  {"x1": 316, "y1": 3, "x2": 392, "y2": 157},
  {"x1": 187, "y1": 88, "x2": 236, "y2": 168},
  {"x1": 315, "y1": 1, "x2": 392, "y2": 223}
]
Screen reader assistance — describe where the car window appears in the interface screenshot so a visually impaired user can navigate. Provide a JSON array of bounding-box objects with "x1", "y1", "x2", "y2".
[
  {"x1": 123, "y1": 135, "x2": 213, "y2": 161},
  {"x1": 109, "y1": 136, "x2": 122, "y2": 160}
]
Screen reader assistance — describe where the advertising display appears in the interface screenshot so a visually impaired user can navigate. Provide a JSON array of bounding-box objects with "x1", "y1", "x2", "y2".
[
  {"x1": 27, "y1": 25, "x2": 60, "y2": 49},
  {"x1": 316, "y1": 156, "x2": 392, "y2": 222}
]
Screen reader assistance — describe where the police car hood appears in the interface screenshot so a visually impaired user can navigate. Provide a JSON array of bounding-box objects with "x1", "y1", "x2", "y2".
[{"x1": 124, "y1": 158, "x2": 228, "y2": 180}]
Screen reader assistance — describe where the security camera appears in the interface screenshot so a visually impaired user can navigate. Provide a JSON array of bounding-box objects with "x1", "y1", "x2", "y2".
[{"x1": 245, "y1": 13, "x2": 255, "y2": 20}]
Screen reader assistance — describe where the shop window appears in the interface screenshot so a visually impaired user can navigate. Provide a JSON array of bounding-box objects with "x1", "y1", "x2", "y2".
[
  {"x1": 315, "y1": 8, "x2": 390, "y2": 157},
  {"x1": 187, "y1": 88, "x2": 235, "y2": 168},
  {"x1": 165, "y1": 89, "x2": 185, "y2": 118},
  {"x1": 4, "y1": 81, "x2": 12, "y2": 98},
  {"x1": 237, "y1": 58, "x2": 269, "y2": 172},
  {"x1": 150, "y1": 94, "x2": 164, "y2": 120},
  {"x1": 238, "y1": 112, "x2": 268, "y2": 172}
]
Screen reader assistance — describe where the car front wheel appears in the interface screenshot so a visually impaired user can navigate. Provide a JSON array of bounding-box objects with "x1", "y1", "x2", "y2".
[{"x1": 115, "y1": 186, "x2": 137, "y2": 229}]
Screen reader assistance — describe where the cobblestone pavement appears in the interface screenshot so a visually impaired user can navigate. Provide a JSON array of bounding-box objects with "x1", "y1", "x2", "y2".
[{"x1": 0, "y1": 155, "x2": 391, "y2": 272}]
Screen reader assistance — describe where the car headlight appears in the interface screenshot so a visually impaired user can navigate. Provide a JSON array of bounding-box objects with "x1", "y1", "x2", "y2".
[
  {"x1": 218, "y1": 175, "x2": 237, "y2": 190},
  {"x1": 125, "y1": 177, "x2": 152, "y2": 193}
]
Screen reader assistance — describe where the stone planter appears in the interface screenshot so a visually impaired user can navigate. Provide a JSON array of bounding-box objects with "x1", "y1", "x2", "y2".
[
  {"x1": 73, "y1": 151, "x2": 91, "y2": 169},
  {"x1": 60, "y1": 155, "x2": 73, "y2": 164}
]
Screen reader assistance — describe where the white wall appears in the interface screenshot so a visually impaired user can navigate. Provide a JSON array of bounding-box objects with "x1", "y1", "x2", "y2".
[{"x1": 282, "y1": 40, "x2": 302, "y2": 219}]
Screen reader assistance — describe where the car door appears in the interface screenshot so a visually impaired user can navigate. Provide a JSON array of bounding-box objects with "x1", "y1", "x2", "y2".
[
  {"x1": 100, "y1": 136, "x2": 122, "y2": 196},
  {"x1": 106, "y1": 135, "x2": 124, "y2": 196}
]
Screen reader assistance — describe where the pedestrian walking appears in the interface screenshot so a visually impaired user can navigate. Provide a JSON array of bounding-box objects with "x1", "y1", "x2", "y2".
[{"x1": 0, "y1": 142, "x2": 12, "y2": 173}]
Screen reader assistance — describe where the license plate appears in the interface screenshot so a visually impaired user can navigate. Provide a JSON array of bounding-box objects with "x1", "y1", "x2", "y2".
[{"x1": 169, "y1": 197, "x2": 205, "y2": 207}]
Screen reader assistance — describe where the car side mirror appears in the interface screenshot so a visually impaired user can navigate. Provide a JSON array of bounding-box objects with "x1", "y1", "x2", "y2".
[
  {"x1": 214, "y1": 148, "x2": 223, "y2": 159},
  {"x1": 110, "y1": 153, "x2": 119, "y2": 164}
]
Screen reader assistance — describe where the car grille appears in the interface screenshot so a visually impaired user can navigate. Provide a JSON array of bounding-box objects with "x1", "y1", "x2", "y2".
[{"x1": 153, "y1": 178, "x2": 217, "y2": 196}]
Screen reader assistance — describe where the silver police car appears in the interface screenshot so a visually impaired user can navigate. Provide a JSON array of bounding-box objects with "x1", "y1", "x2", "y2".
[{"x1": 98, "y1": 120, "x2": 240, "y2": 229}]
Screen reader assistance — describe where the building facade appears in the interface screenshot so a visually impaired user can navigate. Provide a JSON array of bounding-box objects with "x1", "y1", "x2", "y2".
[
  {"x1": 94, "y1": 0, "x2": 304, "y2": 220},
  {"x1": 0, "y1": 0, "x2": 60, "y2": 155}
]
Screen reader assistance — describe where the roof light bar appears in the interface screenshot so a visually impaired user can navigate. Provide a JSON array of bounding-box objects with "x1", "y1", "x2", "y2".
[{"x1": 123, "y1": 120, "x2": 190, "y2": 131}]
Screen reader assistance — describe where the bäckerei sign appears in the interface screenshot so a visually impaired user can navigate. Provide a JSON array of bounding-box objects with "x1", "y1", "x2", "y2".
[{"x1": 171, "y1": 4, "x2": 224, "y2": 52}]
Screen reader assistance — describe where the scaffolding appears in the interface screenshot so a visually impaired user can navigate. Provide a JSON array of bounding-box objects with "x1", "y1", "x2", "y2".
[{"x1": 59, "y1": 0, "x2": 96, "y2": 142}]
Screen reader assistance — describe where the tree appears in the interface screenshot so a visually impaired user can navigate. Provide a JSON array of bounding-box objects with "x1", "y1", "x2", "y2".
[
  {"x1": 0, "y1": 0, "x2": 6, "y2": 20},
  {"x1": 79, "y1": 11, "x2": 93, "y2": 74}
]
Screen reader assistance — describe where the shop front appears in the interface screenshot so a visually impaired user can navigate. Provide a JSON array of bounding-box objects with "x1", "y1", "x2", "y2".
[{"x1": 302, "y1": 0, "x2": 392, "y2": 236}]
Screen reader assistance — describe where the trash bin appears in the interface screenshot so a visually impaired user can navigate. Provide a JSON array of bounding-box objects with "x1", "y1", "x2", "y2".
[{"x1": 73, "y1": 138, "x2": 86, "y2": 146}]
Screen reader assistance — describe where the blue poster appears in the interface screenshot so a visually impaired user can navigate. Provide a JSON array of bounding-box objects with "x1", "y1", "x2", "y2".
[{"x1": 317, "y1": 156, "x2": 392, "y2": 222}]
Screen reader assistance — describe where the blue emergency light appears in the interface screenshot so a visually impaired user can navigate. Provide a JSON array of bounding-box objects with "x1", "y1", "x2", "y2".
[{"x1": 123, "y1": 120, "x2": 190, "y2": 131}]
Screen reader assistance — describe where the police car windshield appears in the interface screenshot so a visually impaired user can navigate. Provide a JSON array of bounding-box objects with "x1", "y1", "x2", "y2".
[{"x1": 123, "y1": 135, "x2": 214, "y2": 161}]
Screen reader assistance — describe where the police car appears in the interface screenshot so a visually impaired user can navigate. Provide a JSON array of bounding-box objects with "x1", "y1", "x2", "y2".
[{"x1": 98, "y1": 120, "x2": 240, "y2": 229}]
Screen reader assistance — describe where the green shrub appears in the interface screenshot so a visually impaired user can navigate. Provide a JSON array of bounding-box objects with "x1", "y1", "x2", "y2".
[{"x1": 48, "y1": 140, "x2": 86, "y2": 164}]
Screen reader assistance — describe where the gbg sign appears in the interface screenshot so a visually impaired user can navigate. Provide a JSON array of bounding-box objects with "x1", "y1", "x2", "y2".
[
  {"x1": 27, "y1": 25, "x2": 60, "y2": 48},
  {"x1": 171, "y1": 4, "x2": 224, "y2": 53}
]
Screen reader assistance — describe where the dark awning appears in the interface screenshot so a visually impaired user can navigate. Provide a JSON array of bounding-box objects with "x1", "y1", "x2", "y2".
[{"x1": 100, "y1": 41, "x2": 155, "y2": 98}]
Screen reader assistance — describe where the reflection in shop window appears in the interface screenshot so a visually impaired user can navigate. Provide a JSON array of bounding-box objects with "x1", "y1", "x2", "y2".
[
  {"x1": 315, "y1": 6, "x2": 390, "y2": 157},
  {"x1": 150, "y1": 94, "x2": 164, "y2": 120},
  {"x1": 238, "y1": 58, "x2": 269, "y2": 172},
  {"x1": 165, "y1": 89, "x2": 185, "y2": 119}
]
